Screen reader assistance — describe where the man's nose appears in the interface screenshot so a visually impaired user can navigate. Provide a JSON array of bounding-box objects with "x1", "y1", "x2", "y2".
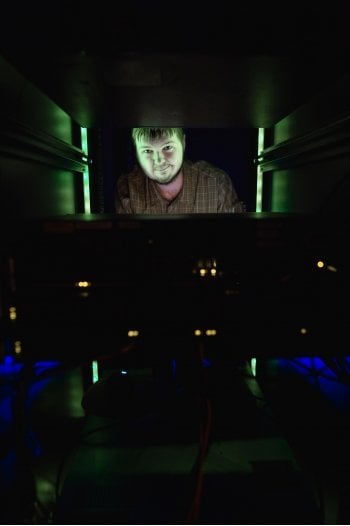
[{"x1": 153, "y1": 151, "x2": 163, "y2": 163}]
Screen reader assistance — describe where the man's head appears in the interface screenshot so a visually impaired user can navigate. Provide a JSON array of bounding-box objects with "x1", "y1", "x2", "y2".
[{"x1": 132, "y1": 127, "x2": 186, "y2": 184}]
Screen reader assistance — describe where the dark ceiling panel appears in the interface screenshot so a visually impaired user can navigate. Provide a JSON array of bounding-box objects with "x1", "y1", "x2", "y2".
[{"x1": 1, "y1": 1, "x2": 349, "y2": 128}]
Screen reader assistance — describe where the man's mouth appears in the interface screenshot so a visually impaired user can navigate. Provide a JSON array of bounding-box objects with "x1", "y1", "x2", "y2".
[{"x1": 155, "y1": 165, "x2": 170, "y2": 173}]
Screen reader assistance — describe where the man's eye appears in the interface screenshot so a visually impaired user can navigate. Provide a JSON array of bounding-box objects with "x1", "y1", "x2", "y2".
[
  {"x1": 142, "y1": 149, "x2": 152, "y2": 154},
  {"x1": 163, "y1": 145, "x2": 173, "y2": 151}
]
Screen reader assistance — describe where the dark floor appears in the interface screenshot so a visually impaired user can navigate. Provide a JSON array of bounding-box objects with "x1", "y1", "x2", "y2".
[
  {"x1": 0, "y1": 360, "x2": 85, "y2": 524},
  {"x1": 1, "y1": 354, "x2": 350, "y2": 524}
]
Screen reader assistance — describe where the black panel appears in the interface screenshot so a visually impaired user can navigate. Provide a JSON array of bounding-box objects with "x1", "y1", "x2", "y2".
[{"x1": 2, "y1": 213, "x2": 349, "y2": 362}]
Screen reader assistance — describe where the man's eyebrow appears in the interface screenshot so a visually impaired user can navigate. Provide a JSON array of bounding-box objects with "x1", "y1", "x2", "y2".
[
  {"x1": 138, "y1": 144, "x2": 153, "y2": 149},
  {"x1": 138, "y1": 140, "x2": 176, "y2": 148}
]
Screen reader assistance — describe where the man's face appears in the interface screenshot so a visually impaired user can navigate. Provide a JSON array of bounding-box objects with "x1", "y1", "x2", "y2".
[{"x1": 135, "y1": 133, "x2": 185, "y2": 184}]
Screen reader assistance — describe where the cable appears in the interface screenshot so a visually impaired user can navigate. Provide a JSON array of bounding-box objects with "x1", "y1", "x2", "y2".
[
  {"x1": 186, "y1": 397, "x2": 213, "y2": 524},
  {"x1": 185, "y1": 342, "x2": 214, "y2": 524},
  {"x1": 318, "y1": 172, "x2": 350, "y2": 217}
]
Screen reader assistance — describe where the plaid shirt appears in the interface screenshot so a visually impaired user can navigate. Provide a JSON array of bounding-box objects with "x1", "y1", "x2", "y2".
[{"x1": 115, "y1": 160, "x2": 244, "y2": 214}]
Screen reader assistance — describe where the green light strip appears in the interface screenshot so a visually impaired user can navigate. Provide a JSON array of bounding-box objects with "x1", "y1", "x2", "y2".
[
  {"x1": 250, "y1": 357, "x2": 257, "y2": 377},
  {"x1": 81, "y1": 127, "x2": 91, "y2": 214},
  {"x1": 252, "y1": 129, "x2": 265, "y2": 373},
  {"x1": 92, "y1": 360, "x2": 99, "y2": 383},
  {"x1": 255, "y1": 128, "x2": 265, "y2": 212}
]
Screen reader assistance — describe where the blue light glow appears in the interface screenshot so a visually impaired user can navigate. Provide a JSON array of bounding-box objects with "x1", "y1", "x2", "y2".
[
  {"x1": 34, "y1": 361, "x2": 62, "y2": 376},
  {"x1": 278, "y1": 356, "x2": 350, "y2": 412},
  {"x1": 4, "y1": 355, "x2": 14, "y2": 365},
  {"x1": 0, "y1": 361, "x2": 23, "y2": 375},
  {"x1": 201, "y1": 358, "x2": 213, "y2": 368}
]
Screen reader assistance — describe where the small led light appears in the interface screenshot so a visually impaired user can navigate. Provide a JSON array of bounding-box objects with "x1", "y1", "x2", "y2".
[
  {"x1": 205, "y1": 329, "x2": 217, "y2": 336},
  {"x1": 75, "y1": 281, "x2": 91, "y2": 288},
  {"x1": 128, "y1": 330, "x2": 139, "y2": 337},
  {"x1": 9, "y1": 306, "x2": 17, "y2": 320},
  {"x1": 194, "y1": 329, "x2": 202, "y2": 336}
]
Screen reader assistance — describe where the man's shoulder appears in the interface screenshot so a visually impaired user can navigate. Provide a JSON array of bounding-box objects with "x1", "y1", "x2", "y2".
[
  {"x1": 187, "y1": 160, "x2": 229, "y2": 180},
  {"x1": 117, "y1": 166, "x2": 145, "y2": 201},
  {"x1": 119, "y1": 166, "x2": 143, "y2": 182},
  {"x1": 118, "y1": 166, "x2": 144, "y2": 188}
]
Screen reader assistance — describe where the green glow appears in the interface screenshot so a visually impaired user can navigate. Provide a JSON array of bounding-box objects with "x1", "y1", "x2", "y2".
[
  {"x1": 251, "y1": 357, "x2": 257, "y2": 377},
  {"x1": 271, "y1": 172, "x2": 295, "y2": 211},
  {"x1": 57, "y1": 172, "x2": 76, "y2": 209},
  {"x1": 81, "y1": 127, "x2": 91, "y2": 214},
  {"x1": 92, "y1": 360, "x2": 99, "y2": 383},
  {"x1": 255, "y1": 128, "x2": 265, "y2": 212}
]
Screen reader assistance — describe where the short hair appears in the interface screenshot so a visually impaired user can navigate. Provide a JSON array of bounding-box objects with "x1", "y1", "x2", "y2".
[{"x1": 132, "y1": 127, "x2": 184, "y2": 144}]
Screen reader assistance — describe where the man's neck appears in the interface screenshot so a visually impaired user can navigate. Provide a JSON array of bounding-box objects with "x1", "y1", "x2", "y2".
[{"x1": 155, "y1": 170, "x2": 184, "y2": 202}]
